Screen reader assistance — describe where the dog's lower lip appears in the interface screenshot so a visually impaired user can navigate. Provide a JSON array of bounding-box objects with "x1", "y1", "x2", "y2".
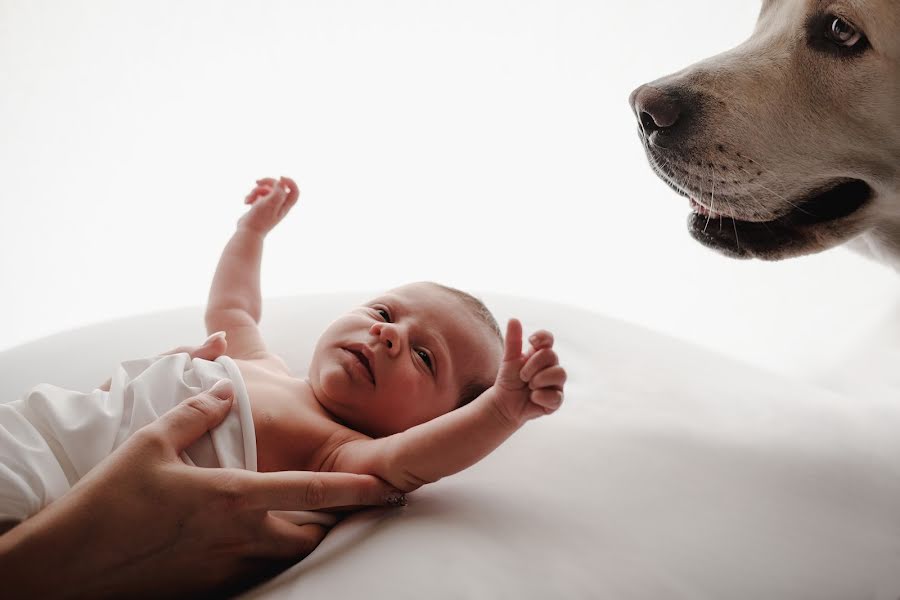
[
  {"x1": 687, "y1": 178, "x2": 872, "y2": 259},
  {"x1": 687, "y1": 178, "x2": 871, "y2": 227},
  {"x1": 647, "y1": 149, "x2": 872, "y2": 256},
  {"x1": 786, "y1": 179, "x2": 872, "y2": 225}
]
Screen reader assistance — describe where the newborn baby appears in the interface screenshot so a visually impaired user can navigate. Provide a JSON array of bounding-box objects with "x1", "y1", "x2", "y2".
[{"x1": 0, "y1": 177, "x2": 566, "y2": 525}]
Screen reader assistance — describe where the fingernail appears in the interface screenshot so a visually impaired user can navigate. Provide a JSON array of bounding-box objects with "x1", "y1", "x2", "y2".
[
  {"x1": 204, "y1": 331, "x2": 226, "y2": 344},
  {"x1": 385, "y1": 493, "x2": 407, "y2": 507},
  {"x1": 528, "y1": 335, "x2": 538, "y2": 344},
  {"x1": 208, "y1": 379, "x2": 233, "y2": 400}
]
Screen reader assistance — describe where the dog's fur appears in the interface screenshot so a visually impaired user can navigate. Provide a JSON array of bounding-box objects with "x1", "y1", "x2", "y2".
[{"x1": 631, "y1": 0, "x2": 900, "y2": 268}]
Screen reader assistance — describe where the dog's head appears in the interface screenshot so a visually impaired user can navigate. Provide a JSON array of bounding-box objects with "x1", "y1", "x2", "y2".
[{"x1": 630, "y1": 0, "x2": 900, "y2": 261}]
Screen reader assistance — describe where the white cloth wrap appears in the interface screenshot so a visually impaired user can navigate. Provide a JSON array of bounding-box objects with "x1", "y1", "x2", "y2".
[
  {"x1": 0, "y1": 354, "x2": 251, "y2": 522},
  {"x1": 0, "y1": 353, "x2": 334, "y2": 526}
]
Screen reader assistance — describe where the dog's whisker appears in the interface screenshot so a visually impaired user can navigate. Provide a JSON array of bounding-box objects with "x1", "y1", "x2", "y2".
[
  {"x1": 629, "y1": 1, "x2": 893, "y2": 264},
  {"x1": 728, "y1": 203, "x2": 741, "y2": 251},
  {"x1": 744, "y1": 190, "x2": 779, "y2": 235},
  {"x1": 734, "y1": 183, "x2": 771, "y2": 216},
  {"x1": 747, "y1": 175, "x2": 814, "y2": 217},
  {"x1": 685, "y1": 165, "x2": 701, "y2": 208},
  {"x1": 652, "y1": 155, "x2": 678, "y2": 183},
  {"x1": 705, "y1": 170, "x2": 716, "y2": 233},
  {"x1": 746, "y1": 175, "x2": 816, "y2": 216}
]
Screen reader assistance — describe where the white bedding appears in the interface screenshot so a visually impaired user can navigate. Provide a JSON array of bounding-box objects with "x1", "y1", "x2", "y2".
[{"x1": 2, "y1": 292, "x2": 899, "y2": 599}]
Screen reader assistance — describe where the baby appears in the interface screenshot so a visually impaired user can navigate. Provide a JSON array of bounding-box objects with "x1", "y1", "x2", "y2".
[{"x1": 0, "y1": 176, "x2": 565, "y2": 525}]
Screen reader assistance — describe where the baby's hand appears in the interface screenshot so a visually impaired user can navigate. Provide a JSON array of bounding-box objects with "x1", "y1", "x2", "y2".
[
  {"x1": 488, "y1": 319, "x2": 566, "y2": 427},
  {"x1": 238, "y1": 176, "x2": 299, "y2": 235}
]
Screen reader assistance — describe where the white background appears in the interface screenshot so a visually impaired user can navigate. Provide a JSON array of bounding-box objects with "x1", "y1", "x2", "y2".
[{"x1": 1, "y1": 0, "x2": 897, "y2": 381}]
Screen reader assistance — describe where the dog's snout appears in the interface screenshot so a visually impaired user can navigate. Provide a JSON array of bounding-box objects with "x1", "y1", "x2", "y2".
[{"x1": 630, "y1": 85, "x2": 682, "y2": 135}]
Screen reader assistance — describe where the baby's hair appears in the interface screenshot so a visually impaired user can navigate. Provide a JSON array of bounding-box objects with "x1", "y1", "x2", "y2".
[{"x1": 425, "y1": 282, "x2": 503, "y2": 408}]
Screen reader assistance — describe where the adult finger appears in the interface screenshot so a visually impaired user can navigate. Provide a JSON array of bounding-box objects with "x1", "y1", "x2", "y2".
[
  {"x1": 163, "y1": 332, "x2": 227, "y2": 360},
  {"x1": 257, "y1": 514, "x2": 329, "y2": 560},
  {"x1": 519, "y1": 348, "x2": 559, "y2": 381},
  {"x1": 191, "y1": 331, "x2": 227, "y2": 360},
  {"x1": 239, "y1": 471, "x2": 406, "y2": 512},
  {"x1": 146, "y1": 380, "x2": 235, "y2": 454}
]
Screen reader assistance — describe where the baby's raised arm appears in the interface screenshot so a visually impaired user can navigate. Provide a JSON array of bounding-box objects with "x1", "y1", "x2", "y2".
[
  {"x1": 330, "y1": 319, "x2": 566, "y2": 491},
  {"x1": 205, "y1": 177, "x2": 298, "y2": 360}
]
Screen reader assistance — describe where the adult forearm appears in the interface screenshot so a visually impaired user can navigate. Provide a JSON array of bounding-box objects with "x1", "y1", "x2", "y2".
[
  {"x1": 206, "y1": 227, "x2": 265, "y2": 322},
  {"x1": 0, "y1": 509, "x2": 100, "y2": 598}
]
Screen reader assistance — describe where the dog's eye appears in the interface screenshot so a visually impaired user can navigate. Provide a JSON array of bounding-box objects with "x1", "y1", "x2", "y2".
[{"x1": 825, "y1": 16, "x2": 863, "y2": 48}]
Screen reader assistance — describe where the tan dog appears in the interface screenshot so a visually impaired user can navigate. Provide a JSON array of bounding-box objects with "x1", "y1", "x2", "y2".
[{"x1": 630, "y1": 0, "x2": 900, "y2": 267}]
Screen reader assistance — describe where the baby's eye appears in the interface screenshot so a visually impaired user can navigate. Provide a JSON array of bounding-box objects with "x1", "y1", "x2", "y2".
[
  {"x1": 416, "y1": 349, "x2": 434, "y2": 372},
  {"x1": 373, "y1": 307, "x2": 391, "y2": 322}
]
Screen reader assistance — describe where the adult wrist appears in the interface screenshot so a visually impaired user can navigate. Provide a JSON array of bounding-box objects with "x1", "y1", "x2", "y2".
[{"x1": 0, "y1": 519, "x2": 65, "y2": 599}]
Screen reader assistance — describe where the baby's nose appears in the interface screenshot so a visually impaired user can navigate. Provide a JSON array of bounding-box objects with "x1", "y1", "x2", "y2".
[{"x1": 370, "y1": 323, "x2": 400, "y2": 354}]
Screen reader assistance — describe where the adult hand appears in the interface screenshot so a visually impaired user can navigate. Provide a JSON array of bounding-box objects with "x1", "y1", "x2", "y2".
[{"x1": 0, "y1": 380, "x2": 405, "y2": 598}]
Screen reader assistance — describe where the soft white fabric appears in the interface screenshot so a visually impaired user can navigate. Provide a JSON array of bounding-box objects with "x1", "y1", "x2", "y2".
[
  {"x1": 1, "y1": 292, "x2": 899, "y2": 600},
  {"x1": 0, "y1": 354, "x2": 254, "y2": 522}
]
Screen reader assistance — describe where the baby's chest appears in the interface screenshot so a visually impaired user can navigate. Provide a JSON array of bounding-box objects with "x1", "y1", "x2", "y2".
[
  {"x1": 237, "y1": 361, "x2": 303, "y2": 423},
  {"x1": 234, "y1": 359, "x2": 343, "y2": 471}
]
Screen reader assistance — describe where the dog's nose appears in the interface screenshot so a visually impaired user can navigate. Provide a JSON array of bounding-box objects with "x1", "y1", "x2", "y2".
[{"x1": 629, "y1": 85, "x2": 681, "y2": 135}]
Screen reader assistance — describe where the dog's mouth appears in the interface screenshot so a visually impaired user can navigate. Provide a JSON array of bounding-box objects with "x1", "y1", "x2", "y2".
[{"x1": 653, "y1": 167, "x2": 873, "y2": 259}]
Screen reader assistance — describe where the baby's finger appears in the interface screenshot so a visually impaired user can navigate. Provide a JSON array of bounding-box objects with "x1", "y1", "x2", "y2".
[
  {"x1": 269, "y1": 183, "x2": 288, "y2": 206},
  {"x1": 503, "y1": 318, "x2": 523, "y2": 362},
  {"x1": 255, "y1": 184, "x2": 287, "y2": 215},
  {"x1": 245, "y1": 186, "x2": 268, "y2": 204},
  {"x1": 280, "y1": 176, "x2": 300, "y2": 206},
  {"x1": 276, "y1": 178, "x2": 298, "y2": 219},
  {"x1": 527, "y1": 330, "x2": 554, "y2": 351},
  {"x1": 531, "y1": 388, "x2": 564, "y2": 412},
  {"x1": 529, "y1": 365, "x2": 567, "y2": 391},
  {"x1": 247, "y1": 181, "x2": 276, "y2": 200},
  {"x1": 519, "y1": 348, "x2": 558, "y2": 381}
]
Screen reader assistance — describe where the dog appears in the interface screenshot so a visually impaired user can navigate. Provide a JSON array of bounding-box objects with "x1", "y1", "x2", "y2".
[{"x1": 630, "y1": 0, "x2": 900, "y2": 268}]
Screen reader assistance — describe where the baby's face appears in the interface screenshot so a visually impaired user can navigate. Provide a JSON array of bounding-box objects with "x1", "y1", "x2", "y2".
[{"x1": 308, "y1": 282, "x2": 502, "y2": 438}]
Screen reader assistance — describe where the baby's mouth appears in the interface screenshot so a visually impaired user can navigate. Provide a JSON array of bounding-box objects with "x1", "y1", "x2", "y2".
[{"x1": 347, "y1": 348, "x2": 375, "y2": 384}]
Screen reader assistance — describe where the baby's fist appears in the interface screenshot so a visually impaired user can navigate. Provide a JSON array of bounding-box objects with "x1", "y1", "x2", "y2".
[
  {"x1": 238, "y1": 176, "x2": 299, "y2": 235},
  {"x1": 491, "y1": 319, "x2": 566, "y2": 426}
]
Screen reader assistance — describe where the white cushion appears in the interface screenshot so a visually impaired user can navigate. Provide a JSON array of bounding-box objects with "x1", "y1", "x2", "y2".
[{"x1": 2, "y1": 292, "x2": 899, "y2": 600}]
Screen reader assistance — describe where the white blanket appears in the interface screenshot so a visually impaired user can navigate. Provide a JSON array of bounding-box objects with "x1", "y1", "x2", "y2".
[
  {"x1": 0, "y1": 354, "x2": 254, "y2": 522},
  {"x1": 2, "y1": 292, "x2": 899, "y2": 599}
]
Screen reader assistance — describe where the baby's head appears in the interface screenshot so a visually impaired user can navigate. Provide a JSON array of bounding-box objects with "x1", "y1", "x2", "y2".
[{"x1": 309, "y1": 282, "x2": 503, "y2": 437}]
